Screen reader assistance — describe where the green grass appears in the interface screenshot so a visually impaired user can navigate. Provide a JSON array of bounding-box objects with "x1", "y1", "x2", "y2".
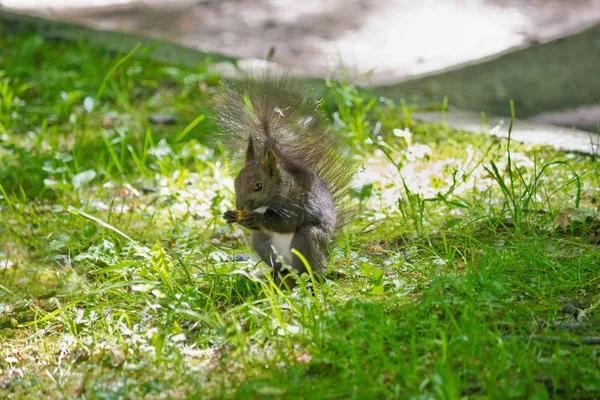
[{"x1": 1, "y1": 29, "x2": 600, "y2": 399}]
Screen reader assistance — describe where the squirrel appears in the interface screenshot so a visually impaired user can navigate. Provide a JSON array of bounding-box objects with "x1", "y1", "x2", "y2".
[{"x1": 218, "y1": 72, "x2": 356, "y2": 287}]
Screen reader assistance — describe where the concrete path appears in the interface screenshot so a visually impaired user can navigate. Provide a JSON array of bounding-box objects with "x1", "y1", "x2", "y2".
[
  {"x1": 2, "y1": 0, "x2": 599, "y2": 135},
  {"x1": 3, "y1": 0, "x2": 600, "y2": 86},
  {"x1": 412, "y1": 111, "x2": 600, "y2": 155}
]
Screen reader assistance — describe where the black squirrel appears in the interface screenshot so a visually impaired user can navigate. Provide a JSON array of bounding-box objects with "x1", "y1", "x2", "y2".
[{"x1": 218, "y1": 72, "x2": 356, "y2": 287}]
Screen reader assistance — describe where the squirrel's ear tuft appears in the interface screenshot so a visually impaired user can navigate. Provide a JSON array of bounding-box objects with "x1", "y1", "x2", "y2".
[
  {"x1": 262, "y1": 143, "x2": 279, "y2": 177},
  {"x1": 245, "y1": 136, "x2": 255, "y2": 164}
]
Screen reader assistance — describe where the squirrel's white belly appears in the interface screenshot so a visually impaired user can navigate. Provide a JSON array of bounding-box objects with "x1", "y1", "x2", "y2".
[{"x1": 270, "y1": 232, "x2": 294, "y2": 264}]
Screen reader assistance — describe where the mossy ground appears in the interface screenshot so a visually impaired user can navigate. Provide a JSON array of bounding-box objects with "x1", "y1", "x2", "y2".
[{"x1": 1, "y1": 30, "x2": 599, "y2": 399}]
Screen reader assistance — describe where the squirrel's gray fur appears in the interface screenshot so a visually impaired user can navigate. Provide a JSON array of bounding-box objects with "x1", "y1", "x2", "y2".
[{"x1": 218, "y1": 72, "x2": 355, "y2": 286}]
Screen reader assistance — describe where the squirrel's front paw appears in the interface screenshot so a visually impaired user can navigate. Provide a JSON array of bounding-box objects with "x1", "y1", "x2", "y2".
[
  {"x1": 238, "y1": 212, "x2": 262, "y2": 230},
  {"x1": 223, "y1": 210, "x2": 237, "y2": 224}
]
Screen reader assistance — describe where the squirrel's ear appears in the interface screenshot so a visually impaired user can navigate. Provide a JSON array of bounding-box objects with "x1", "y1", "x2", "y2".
[
  {"x1": 262, "y1": 143, "x2": 279, "y2": 177},
  {"x1": 245, "y1": 136, "x2": 255, "y2": 164}
]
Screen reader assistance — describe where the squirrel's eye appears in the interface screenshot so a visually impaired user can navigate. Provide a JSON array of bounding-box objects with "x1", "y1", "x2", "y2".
[{"x1": 253, "y1": 183, "x2": 263, "y2": 192}]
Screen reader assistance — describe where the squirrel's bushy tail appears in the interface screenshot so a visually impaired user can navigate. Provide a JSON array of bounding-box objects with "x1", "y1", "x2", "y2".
[{"x1": 215, "y1": 71, "x2": 356, "y2": 227}]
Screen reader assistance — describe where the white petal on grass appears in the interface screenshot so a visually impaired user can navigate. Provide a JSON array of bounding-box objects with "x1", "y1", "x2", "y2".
[
  {"x1": 91, "y1": 201, "x2": 109, "y2": 211},
  {"x1": 44, "y1": 179, "x2": 59, "y2": 187},
  {"x1": 181, "y1": 347, "x2": 209, "y2": 358},
  {"x1": 171, "y1": 333, "x2": 187, "y2": 342},
  {"x1": 72, "y1": 170, "x2": 97, "y2": 189},
  {"x1": 208, "y1": 250, "x2": 228, "y2": 262},
  {"x1": 1, "y1": 257, "x2": 15, "y2": 270},
  {"x1": 145, "y1": 328, "x2": 159, "y2": 341},
  {"x1": 83, "y1": 96, "x2": 94, "y2": 112},
  {"x1": 148, "y1": 139, "x2": 173, "y2": 159},
  {"x1": 131, "y1": 283, "x2": 153, "y2": 292},
  {"x1": 286, "y1": 325, "x2": 300, "y2": 334},
  {"x1": 123, "y1": 183, "x2": 141, "y2": 197},
  {"x1": 393, "y1": 128, "x2": 412, "y2": 145},
  {"x1": 432, "y1": 256, "x2": 447, "y2": 266},
  {"x1": 277, "y1": 324, "x2": 301, "y2": 336},
  {"x1": 406, "y1": 144, "x2": 432, "y2": 160}
]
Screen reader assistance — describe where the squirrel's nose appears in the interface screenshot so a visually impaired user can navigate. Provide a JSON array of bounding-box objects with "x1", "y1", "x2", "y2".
[{"x1": 236, "y1": 200, "x2": 252, "y2": 211}]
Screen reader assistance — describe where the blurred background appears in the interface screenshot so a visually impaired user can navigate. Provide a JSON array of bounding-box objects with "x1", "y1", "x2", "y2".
[{"x1": 2, "y1": 0, "x2": 600, "y2": 129}]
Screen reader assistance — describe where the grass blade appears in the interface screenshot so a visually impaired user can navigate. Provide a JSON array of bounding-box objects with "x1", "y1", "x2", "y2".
[{"x1": 97, "y1": 43, "x2": 141, "y2": 99}]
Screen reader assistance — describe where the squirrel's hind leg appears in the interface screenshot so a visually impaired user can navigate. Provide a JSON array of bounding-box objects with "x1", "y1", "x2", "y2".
[{"x1": 290, "y1": 225, "x2": 329, "y2": 277}]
